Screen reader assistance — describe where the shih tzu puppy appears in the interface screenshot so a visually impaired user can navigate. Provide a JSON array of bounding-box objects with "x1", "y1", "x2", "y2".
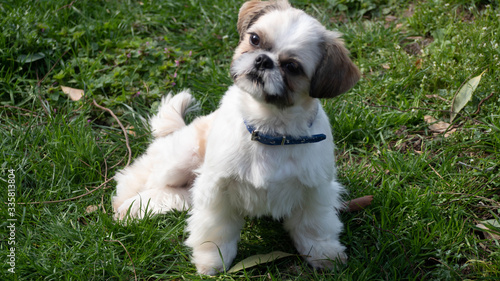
[{"x1": 112, "y1": 0, "x2": 360, "y2": 275}]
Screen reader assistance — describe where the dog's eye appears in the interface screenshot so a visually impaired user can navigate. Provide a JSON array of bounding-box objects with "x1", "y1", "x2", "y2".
[
  {"x1": 249, "y1": 34, "x2": 260, "y2": 46},
  {"x1": 283, "y1": 61, "x2": 300, "y2": 74}
]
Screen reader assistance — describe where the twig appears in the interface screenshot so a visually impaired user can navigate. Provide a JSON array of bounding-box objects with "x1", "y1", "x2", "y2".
[
  {"x1": 37, "y1": 49, "x2": 70, "y2": 87},
  {"x1": 105, "y1": 239, "x2": 137, "y2": 281},
  {"x1": 93, "y1": 99, "x2": 132, "y2": 167},
  {"x1": 94, "y1": 141, "x2": 110, "y2": 183},
  {"x1": 425, "y1": 94, "x2": 449, "y2": 103},
  {"x1": 475, "y1": 204, "x2": 500, "y2": 209},
  {"x1": 56, "y1": 0, "x2": 77, "y2": 11},
  {"x1": 0, "y1": 105, "x2": 36, "y2": 114},
  {"x1": 37, "y1": 94, "x2": 52, "y2": 117},
  {"x1": 15, "y1": 177, "x2": 114, "y2": 205},
  {"x1": 473, "y1": 92, "x2": 495, "y2": 115},
  {"x1": 428, "y1": 164, "x2": 451, "y2": 187},
  {"x1": 432, "y1": 192, "x2": 500, "y2": 208},
  {"x1": 79, "y1": 159, "x2": 104, "y2": 178},
  {"x1": 109, "y1": 154, "x2": 126, "y2": 171},
  {"x1": 457, "y1": 161, "x2": 495, "y2": 173},
  {"x1": 34, "y1": 49, "x2": 70, "y2": 118}
]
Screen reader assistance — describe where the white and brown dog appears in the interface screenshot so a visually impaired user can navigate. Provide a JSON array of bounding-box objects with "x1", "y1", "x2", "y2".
[{"x1": 113, "y1": 0, "x2": 360, "y2": 275}]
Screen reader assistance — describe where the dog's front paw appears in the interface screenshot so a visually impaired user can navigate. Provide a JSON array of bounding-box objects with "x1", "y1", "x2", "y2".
[
  {"x1": 189, "y1": 241, "x2": 237, "y2": 275},
  {"x1": 191, "y1": 249, "x2": 227, "y2": 275},
  {"x1": 306, "y1": 242, "x2": 347, "y2": 270},
  {"x1": 195, "y1": 263, "x2": 224, "y2": 276}
]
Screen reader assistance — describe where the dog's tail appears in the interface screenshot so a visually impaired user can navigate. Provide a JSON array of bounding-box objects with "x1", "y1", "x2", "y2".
[{"x1": 150, "y1": 90, "x2": 198, "y2": 138}]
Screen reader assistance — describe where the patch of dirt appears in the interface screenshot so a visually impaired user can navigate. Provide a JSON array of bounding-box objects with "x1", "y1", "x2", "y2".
[
  {"x1": 390, "y1": 134, "x2": 426, "y2": 154},
  {"x1": 403, "y1": 3, "x2": 416, "y2": 18},
  {"x1": 401, "y1": 36, "x2": 434, "y2": 56},
  {"x1": 457, "y1": 6, "x2": 475, "y2": 23},
  {"x1": 329, "y1": 14, "x2": 349, "y2": 24}
]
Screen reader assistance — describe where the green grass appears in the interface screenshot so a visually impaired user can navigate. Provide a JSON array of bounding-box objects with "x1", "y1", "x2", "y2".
[{"x1": 1, "y1": 0, "x2": 499, "y2": 280}]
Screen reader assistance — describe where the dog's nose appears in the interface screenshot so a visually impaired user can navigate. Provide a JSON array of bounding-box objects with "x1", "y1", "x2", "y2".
[{"x1": 254, "y1": 54, "x2": 273, "y2": 70}]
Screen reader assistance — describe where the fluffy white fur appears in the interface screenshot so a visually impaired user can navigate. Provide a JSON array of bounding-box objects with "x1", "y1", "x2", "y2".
[{"x1": 113, "y1": 0, "x2": 360, "y2": 275}]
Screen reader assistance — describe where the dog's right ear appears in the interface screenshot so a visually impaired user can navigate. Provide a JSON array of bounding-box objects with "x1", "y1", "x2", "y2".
[
  {"x1": 237, "y1": 0, "x2": 291, "y2": 41},
  {"x1": 310, "y1": 32, "x2": 361, "y2": 99}
]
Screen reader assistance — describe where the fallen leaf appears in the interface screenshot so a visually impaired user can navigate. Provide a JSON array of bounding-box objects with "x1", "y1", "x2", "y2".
[
  {"x1": 382, "y1": 64, "x2": 390, "y2": 70},
  {"x1": 16, "y1": 52, "x2": 45, "y2": 63},
  {"x1": 424, "y1": 115, "x2": 456, "y2": 137},
  {"x1": 385, "y1": 15, "x2": 398, "y2": 22},
  {"x1": 126, "y1": 125, "x2": 136, "y2": 136},
  {"x1": 61, "y1": 86, "x2": 84, "y2": 101},
  {"x1": 476, "y1": 219, "x2": 500, "y2": 240},
  {"x1": 415, "y1": 58, "x2": 422, "y2": 69},
  {"x1": 228, "y1": 251, "x2": 294, "y2": 273},
  {"x1": 450, "y1": 70, "x2": 487, "y2": 121},
  {"x1": 346, "y1": 195, "x2": 373, "y2": 212},
  {"x1": 85, "y1": 205, "x2": 100, "y2": 214}
]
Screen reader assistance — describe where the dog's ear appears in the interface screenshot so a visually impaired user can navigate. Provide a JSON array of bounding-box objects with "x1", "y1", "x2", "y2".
[
  {"x1": 237, "y1": 0, "x2": 291, "y2": 40},
  {"x1": 310, "y1": 32, "x2": 361, "y2": 99}
]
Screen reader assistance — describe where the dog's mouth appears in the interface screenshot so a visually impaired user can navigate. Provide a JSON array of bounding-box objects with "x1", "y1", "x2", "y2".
[
  {"x1": 248, "y1": 70, "x2": 293, "y2": 108},
  {"x1": 231, "y1": 63, "x2": 293, "y2": 108},
  {"x1": 247, "y1": 70, "x2": 265, "y2": 86}
]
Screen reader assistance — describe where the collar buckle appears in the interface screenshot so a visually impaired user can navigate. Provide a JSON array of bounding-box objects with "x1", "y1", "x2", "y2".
[
  {"x1": 280, "y1": 136, "x2": 286, "y2": 145},
  {"x1": 251, "y1": 130, "x2": 259, "y2": 141}
]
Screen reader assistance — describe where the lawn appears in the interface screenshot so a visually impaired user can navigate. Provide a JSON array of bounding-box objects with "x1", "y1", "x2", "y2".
[{"x1": 1, "y1": 0, "x2": 499, "y2": 280}]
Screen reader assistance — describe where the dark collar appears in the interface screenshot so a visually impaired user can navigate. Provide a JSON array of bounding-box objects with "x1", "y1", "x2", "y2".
[{"x1": 243, "y1": 120, "x2": 326, "y2": 146}]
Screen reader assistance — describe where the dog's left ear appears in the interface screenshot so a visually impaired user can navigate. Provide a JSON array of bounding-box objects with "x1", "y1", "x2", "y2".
[{"x1": 310, "y1": 32, "x2": 361, "y2": 99}]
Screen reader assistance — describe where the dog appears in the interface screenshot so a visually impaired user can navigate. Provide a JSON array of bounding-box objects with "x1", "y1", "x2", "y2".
[{"x1": 112, "y1": 0, "x2": 360, "y2": 275}]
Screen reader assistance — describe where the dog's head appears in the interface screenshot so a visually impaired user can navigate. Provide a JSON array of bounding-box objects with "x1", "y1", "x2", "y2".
[{"x1": 230, "y1": 0, "x2": 360, "y2": 108}]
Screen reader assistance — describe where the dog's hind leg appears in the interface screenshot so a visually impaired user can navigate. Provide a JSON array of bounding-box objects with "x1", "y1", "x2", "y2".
[
  {"x1": 114, "y1": 186, "x2": 191, "y2": 220},
  {"x1": 112, "y1": 90, "x2": 201, "y2": 220},
  {"x1": 113, "y1": 127, "x2": 200, "y2": 220}
]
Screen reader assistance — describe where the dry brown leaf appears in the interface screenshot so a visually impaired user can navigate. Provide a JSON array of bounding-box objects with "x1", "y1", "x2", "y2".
[
  {"x1": 61, "y1": 86, "x2": 84, "y2": 101},
  {"x1": 126, "y1": 125, "x2": 136, "y2": 136},
  {"x1": 385, "y1": 15, "x2": 398, "y2": 22},
  {"x1": 415, "y1": 58, "x2": 422, "y2": 69},
  {"x1": 346, "y1": 195, "x2": 374, "y2": 212},
  {"x1": 85, "y1": 205, "x2": 100, "y2": 214},
  {"x1": 382, "y1": 64, "x2": 390, "y2": 70},
  {"x1": 424, "y1": 115, "x2": 456, "y2": 137}
]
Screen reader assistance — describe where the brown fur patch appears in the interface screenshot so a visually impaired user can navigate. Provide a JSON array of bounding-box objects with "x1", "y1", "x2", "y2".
[
  {"x1": 191, "y1": 112, "x2": 217, "y2": 161},
  {"x1": 237, "y1": 0, "x2": 291, "y2": 41},
  {"x1": 310, "y1": 33, "x2": 361, "y2": 98}
]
